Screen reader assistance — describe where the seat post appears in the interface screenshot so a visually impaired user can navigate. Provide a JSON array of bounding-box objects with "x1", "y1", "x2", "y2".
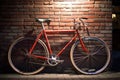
[
  {"x1": 36, "y1": 18, "x2": 51, "y2": 30},
  {"x1": 41, "y1": 22, "x2": 45, "y2": 30}
]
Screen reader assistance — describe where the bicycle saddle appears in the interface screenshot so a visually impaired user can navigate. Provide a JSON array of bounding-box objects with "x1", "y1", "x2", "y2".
[{"x1": 35, "y1": 18, "x2": 51, "y2": 23}]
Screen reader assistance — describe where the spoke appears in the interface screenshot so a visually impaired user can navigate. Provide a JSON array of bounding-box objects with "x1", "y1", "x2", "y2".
[
  {"x1": 91, "y1": 56, "x2": 99, "y2": 68},
  {"x1": 91, "y1": 55, "x2": 107, "y2": 69},
  {"x1": 93, "y1": 46, "x2": 106, "y2": 56},
  {"x1": 95, "y1": 51, "x2": 107, "y2": 56},
  {"x1": 73, "y1": 53, "x2": 86, "y2": 56},
  {"x1": 74, "y1": 55, "x2": 88, "y2": 67},
  {"x1": 95, "y1": 45, "x2": 104, "y2": 52}
]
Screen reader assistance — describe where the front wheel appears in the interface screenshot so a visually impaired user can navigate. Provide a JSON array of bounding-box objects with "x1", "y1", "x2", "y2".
[
  {"x1": 70, "y1": 37, "x2": 111, "y2": 74},
  {"x1": 8, "y1": 37, "x2": 49, "y2": 75}
]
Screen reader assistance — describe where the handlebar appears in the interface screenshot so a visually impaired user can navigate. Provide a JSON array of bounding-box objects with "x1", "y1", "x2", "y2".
[{"x1": 74, "y1": 17, "x2": 90, "y2": 36}]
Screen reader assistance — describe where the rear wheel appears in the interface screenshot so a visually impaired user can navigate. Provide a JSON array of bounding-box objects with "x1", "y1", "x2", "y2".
[
  {"x1": 70, "y1": 37, "x2": 110, "y2": 74},
  {"x1": 8, "y1": 37, "x2": 49, "y2": 75}
]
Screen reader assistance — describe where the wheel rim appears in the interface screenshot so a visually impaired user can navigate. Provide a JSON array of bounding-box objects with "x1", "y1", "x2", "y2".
[
  {"x1": 71, "y1": 37, "x2": 110, "y2": 74},
  {"x1": 8, "y1": 37, "x2": 48, "y2": 75}
]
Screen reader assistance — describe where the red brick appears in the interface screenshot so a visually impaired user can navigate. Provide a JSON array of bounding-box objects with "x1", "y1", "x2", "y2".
[{"x1": 0, "y1": 0, "x2": 112, "y2": 53}]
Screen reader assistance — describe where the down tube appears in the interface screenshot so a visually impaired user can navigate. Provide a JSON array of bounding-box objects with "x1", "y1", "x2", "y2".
[{"x1": 57, "y1": 34, "x2": 78, "y2": 57}]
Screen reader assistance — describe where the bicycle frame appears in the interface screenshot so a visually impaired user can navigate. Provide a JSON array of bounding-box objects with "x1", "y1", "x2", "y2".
[
  {"x1": 8, "y1": 18, "x2": 110, "y2": 75},
  {"x1": 28, "y1": 29, "x2": 89, "y2": 60}
]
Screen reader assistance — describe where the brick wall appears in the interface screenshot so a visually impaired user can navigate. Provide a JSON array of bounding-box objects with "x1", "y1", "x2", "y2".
[{"x1": 0, "y1": 0, "x2": 112, "y2": 72}]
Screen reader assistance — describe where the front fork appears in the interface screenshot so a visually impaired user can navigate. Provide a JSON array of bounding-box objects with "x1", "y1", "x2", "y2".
[{"x1": 76, "y1": 30, "x2": 89, "y2": 53}]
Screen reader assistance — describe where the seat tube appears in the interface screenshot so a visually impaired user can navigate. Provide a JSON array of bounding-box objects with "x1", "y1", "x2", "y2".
[
  {"x1": 41, "y1": 22, "x2": 53, "y2": 54},
  {"x1": 43, "y1": 30, "x2": 53, "y2": 54}
]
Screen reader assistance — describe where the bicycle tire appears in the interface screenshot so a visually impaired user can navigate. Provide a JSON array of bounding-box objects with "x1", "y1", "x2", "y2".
[
  {"x1": 70, "y1": 37, "x2": 111, "y2": 74},
  {"x1": 8, "y1": 37, "x2": 49, "y2": 75}
]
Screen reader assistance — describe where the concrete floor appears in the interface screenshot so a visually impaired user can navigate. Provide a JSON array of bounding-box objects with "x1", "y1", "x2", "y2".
[{"x1": 0, "y1": 72, "x2": 120, "y2": 80}]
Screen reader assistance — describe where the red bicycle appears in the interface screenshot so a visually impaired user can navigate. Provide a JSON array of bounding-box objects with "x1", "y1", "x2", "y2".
[{"x1": 8, "y1": 17, "x2": 111, "y2": 75}]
